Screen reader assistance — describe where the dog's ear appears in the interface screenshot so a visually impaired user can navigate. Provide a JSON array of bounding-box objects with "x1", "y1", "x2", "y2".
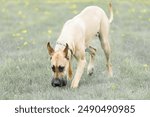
[
  {"x1": 47, "y1": 42, "x2": 54, "y2": 56},
  {"x1": 63, "y1": 43, "x2": 69, "y2": 58}
]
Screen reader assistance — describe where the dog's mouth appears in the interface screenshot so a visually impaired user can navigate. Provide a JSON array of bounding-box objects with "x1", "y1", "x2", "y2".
[{"x1": 51, "y1": 77, "x2": 67, "y2": 87}]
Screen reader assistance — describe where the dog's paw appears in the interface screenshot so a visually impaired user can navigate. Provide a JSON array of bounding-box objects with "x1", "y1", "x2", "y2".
[
  {"x1": 102, "y1": 70, "x2": 113, "y2": 77},
  {"x1": 71, "y1": 80, "x2": 79, "y2": 88},
  {"x1": 108, "y1": 70, "x2": 113, "y2": 77},
  {"x1": 71, "y1": 84, "x2": 78, "y2": 88},
  {"x1": 87, "y1": 66, "x2": 94, "y2": 76}
]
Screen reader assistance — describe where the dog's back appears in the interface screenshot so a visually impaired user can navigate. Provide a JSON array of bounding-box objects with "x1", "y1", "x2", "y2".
[
  {"x1": 58, "y1": 5, "x2": 112, "y2": 47},
  {"x1": 76, "y1": 6, "x2": 107, "y2": 40}
]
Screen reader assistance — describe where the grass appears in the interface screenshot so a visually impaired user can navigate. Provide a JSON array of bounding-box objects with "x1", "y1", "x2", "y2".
[{"x1": 0, "y1": 0, "x2": 150, "y2": 100}]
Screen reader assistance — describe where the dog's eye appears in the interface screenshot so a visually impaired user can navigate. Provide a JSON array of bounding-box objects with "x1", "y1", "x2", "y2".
[
  {"x1": 58, "y1": 66, "x2": 65, "y2": 72},
  {"x1": 51, "y1": 65, "x2": 55, "y2": 72}
]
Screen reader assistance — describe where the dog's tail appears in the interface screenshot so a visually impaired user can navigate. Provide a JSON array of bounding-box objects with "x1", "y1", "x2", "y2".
[{"x1": 109, "y1": 3, "x2": 113, "y2": 23}]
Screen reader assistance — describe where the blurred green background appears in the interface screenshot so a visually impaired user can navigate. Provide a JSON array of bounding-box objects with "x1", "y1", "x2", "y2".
[{"x1": 0, "y1": 0, "x2": 150, "y2": 99}]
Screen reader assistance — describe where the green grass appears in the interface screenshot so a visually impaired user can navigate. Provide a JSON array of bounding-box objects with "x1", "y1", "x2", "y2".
[{"x1": 0, "y1": 0, "x2": 150, "y2": 100}]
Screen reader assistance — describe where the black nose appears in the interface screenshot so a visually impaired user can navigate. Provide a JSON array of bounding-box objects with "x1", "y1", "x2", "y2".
[
  {"x1": 51, "y1": 78, "x2": 67, "y2": 87},
  {"x1": 52, "y1": 79, "x2": 61, "y2": 87}
]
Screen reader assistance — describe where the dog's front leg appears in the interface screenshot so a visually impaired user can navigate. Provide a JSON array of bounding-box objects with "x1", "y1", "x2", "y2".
[
  {"x1": 71, "y1": 57, "x2": 86, "y2": 88},
  {"x1": 86, "y1": 46, "x2": 96, "y2": 76}
]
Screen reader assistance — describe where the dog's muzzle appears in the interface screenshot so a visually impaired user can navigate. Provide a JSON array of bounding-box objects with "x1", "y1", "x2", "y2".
[{"x1": 51, "y1": 78, "x2": 67, "y2": 87}]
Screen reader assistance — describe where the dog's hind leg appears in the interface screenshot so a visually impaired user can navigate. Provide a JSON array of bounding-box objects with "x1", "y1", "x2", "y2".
[
  {"x1": 99, "y1": 18, "x2": 113, "y2": 77},
  {"x1": 86, "y1": 46, "x2": 96, "y2": 76}
]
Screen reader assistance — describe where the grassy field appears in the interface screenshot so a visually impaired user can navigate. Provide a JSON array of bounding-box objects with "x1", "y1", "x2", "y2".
[{"x1": 0, "y1": 0, "x2": 150, "y2": 100}]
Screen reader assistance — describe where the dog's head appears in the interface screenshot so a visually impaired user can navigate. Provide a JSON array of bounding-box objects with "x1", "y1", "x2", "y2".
[{"x1": 47, "y1": 42, "x2": 69, "y2": 87}]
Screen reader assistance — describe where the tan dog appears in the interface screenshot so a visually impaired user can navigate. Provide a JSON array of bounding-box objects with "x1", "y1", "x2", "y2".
[{"x1": 47, "y1": 3, "x2": 113, "y2": 88}]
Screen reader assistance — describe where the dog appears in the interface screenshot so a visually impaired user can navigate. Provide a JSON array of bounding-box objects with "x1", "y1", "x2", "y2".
[{"x1": 47, "y1": 3, "x2": 113, "y2": 88}]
